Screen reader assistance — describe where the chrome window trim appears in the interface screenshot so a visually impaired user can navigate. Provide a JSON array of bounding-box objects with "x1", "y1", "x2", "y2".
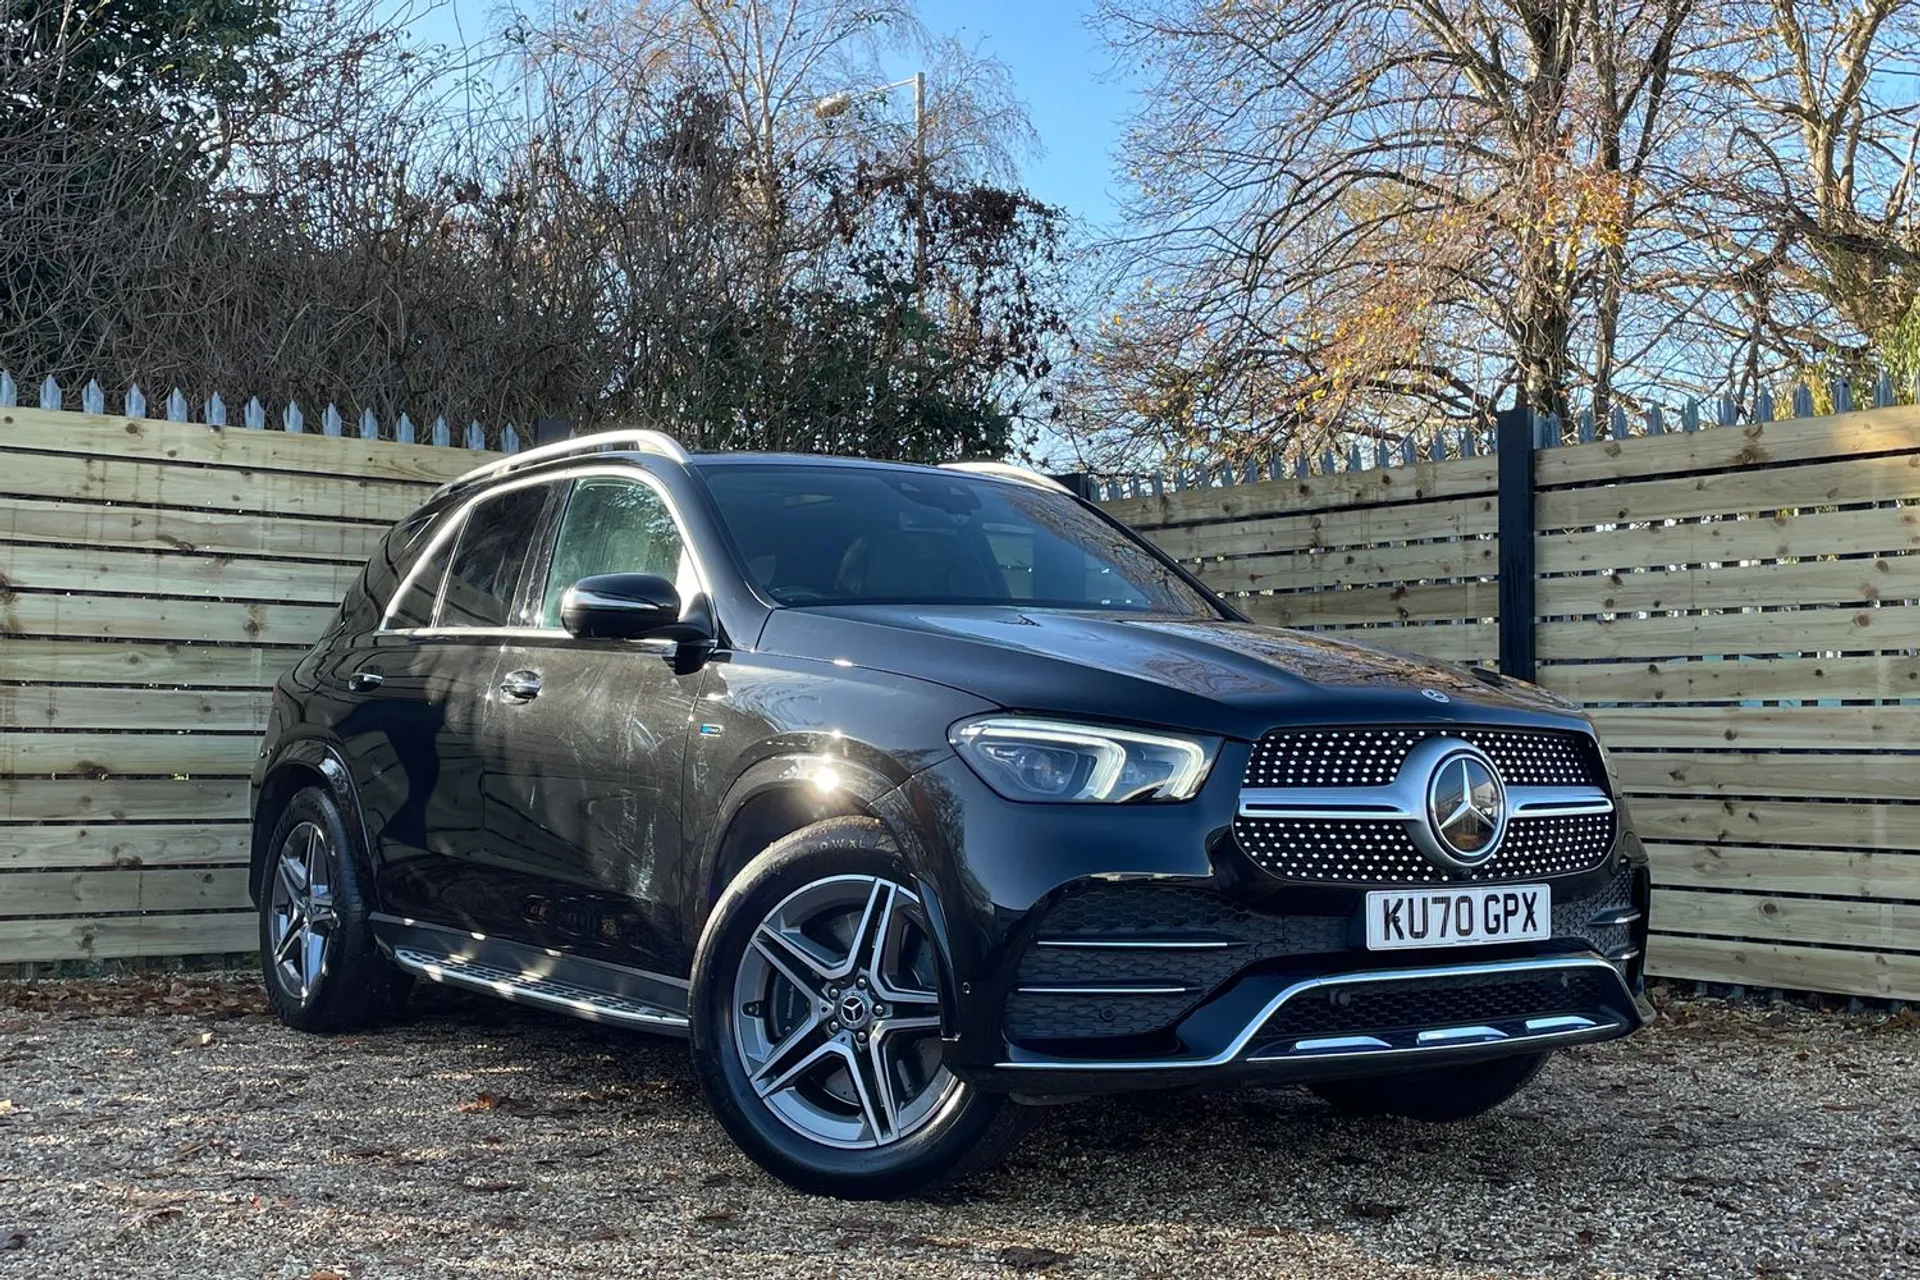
[{"x1": 379, "y1": 462, "x2": 714, "y2": 637}]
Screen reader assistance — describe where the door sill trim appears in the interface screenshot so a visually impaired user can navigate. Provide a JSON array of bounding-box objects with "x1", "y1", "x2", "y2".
[{"x1": 371, "y1": 913, "x2": 691, "y2": 1036}]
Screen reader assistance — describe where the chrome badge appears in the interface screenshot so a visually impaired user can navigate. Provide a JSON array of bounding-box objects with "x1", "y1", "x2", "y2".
[
  {"x1": 1413, "y1": 744, "x2": 1507, "y2": 868},
  {"x1": 1420, "y1": 688, "x2": 1451, "y2": 704}
]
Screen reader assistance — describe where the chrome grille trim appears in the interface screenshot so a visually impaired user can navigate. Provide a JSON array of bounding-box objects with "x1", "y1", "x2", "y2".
[{"x1": 1237, "y1": 783, "x2": 1611, "y2": 822}]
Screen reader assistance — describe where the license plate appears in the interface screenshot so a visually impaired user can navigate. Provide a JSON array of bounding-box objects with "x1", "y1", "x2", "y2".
[{"x1": 1365, "y1": 885, "x2": 1550, "y2": 950}]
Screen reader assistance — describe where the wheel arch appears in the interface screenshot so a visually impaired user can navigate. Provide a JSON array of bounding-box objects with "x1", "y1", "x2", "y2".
[
  {"x1": 690, "y1": 751, "x2": 965, "y2": 1035},
  {"x1": 250, "y1": 738, "x2": 374, "y2": 907}
]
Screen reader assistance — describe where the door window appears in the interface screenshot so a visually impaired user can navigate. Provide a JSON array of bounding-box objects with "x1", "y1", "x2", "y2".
[
  {"x1": 435, "y1": 484, "x2": 551, "y2": 628},
  {"x1": 539, "y1": 478, "x2": 690, "y2": 628}
]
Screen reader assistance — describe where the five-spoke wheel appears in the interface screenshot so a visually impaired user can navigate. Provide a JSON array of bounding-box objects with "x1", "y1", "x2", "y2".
[
  {"x1": 266, "y1": 819, "x2": 338, "y2": 1005},
  {"x1": 733, "y1": 875, "x2": 954, "y2": 1150},
  {"x1": 258, "y1": 784, "x2": 411, "y2": 1032},
  {"x1": 691, "y1": 816, "x2": 1029, "y2": 1198}
]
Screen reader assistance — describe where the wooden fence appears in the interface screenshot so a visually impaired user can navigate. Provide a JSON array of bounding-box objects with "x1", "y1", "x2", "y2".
[
  {"x1": 1105, "y1": 403, "x2": 1920, "y2": 1002},
  {"x1": 0, "y1": 391, "x2": 498, "y2": 964},
  {"x1": 5, "y1": 377, "x2": 1919, "y2": 1003}
]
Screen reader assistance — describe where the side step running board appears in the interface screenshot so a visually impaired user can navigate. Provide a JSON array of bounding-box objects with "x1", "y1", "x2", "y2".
[{"x1": 392, "y1": 947, "x2": 691, "y2": 1036}]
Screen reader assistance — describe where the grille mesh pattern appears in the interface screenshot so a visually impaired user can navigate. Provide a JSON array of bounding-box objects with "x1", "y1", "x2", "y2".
[
  {"x1": 1236, "y1": 725, "x2": 1613, "y2": 885},
  {"x1": 1244, "y1": 726, "x2": 1604, "y2": 791},
  {"x1": 1235, "y1": 814, "x2": 1614, "y2": 884},
  {"x1": 1261, "y1": 968, "x2": 1622, "y2": 1042}
]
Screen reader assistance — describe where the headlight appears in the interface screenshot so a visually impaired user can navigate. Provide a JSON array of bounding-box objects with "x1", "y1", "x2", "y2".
[{"x1": 949, "y1": 716, "x2": 1218, "y2": 803}]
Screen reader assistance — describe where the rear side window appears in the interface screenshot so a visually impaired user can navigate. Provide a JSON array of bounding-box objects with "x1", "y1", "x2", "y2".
[
  {"x1": 436, "y1": 485, "x2": 551, "y2": 628},
  {"x1": 375, "y1": 509, "x2": 453, "y2": 630}
]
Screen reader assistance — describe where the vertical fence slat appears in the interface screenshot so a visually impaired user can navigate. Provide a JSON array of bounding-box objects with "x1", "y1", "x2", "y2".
[
  {"x1": 0, "y1": 370, "x2": 15, "y2": 407},
  {"x1": 39, "y1": 376, "x2": 60, "y2": 411},
  {"x1": 81, "y1": 379, "x2": 104, "y2": 415}
]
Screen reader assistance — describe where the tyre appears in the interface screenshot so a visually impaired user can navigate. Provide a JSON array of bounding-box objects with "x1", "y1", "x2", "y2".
[
  {"x1": 690, "y1": 816, "x2": 1029, "y2": 1199},
  {"x1": 258, "y1": 784, "x2": 413, "y2": 1033},
  {"x1": 1309, "y1": 1051, "x2": 1551, "y2": 1122}
]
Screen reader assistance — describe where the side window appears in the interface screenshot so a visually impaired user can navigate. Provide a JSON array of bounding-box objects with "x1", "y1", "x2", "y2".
[
  {"x1": 384, "y1": 514, "x2": 458, "y2": 629},
  {"x1": 435, "y1": 484, "x2": 551, "y2": 629},
  {"x1": 539, "y1": 478, "x2": 688, "y2": 628}
]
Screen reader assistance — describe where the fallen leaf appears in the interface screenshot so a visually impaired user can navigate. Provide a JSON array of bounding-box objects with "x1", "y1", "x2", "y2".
[
  {"x1": 462, "y1": 1179, "x2": 518, "y2": 1194},
  {"x1": 1, "y1": 1231, "x2": 24, "y2": 1251},
  {"x1": 999, "y1": 1245, "x2": 1072, "y2": 1272}
]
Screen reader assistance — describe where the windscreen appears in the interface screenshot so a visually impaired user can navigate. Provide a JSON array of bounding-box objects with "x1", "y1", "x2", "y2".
[{"x1": 700, "y1": 464, "x2": 1221, "y2": 617}]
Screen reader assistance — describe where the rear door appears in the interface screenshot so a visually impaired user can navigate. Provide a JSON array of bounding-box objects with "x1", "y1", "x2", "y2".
[
  {"x1": 350, "y1": 480, "x2": 555, "y2": 933},
  {"x1": 479, "y1": 469, "x2": 708, "y2": 976}
]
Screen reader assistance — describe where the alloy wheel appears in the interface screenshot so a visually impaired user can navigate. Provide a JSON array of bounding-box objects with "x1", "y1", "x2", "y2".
[
  {"x1": 730, "y1": 874, "x2": 956, "y2": 1150},
  {"x1": 266, "y1": 820, "x2": 338, "y2": 1004}
]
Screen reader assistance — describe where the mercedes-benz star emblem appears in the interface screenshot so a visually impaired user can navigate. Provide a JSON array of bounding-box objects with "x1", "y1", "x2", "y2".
[
  {"x1": 1421, "y1": 688, "x2": 1451, "y2": 703},
  {"x1": 1418, "y1": 745, "x2": 1507, "y2": 867}
]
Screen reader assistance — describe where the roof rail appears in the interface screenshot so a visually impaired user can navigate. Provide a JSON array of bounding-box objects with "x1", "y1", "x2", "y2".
[
  {"x1": 938, "y1": 460, "x2": 1072, "y2": 495},
  {"x1": 437, "y1": 428, "x2": 691, "y2": 495}
]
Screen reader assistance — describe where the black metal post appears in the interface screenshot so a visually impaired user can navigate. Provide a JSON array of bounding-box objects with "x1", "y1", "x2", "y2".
[
  {"x1": 1048, "y1": 471, "x2": 1096, "y2": 501},
  {"x1": 1495, "y1": 404, "x2": 1537, "y2": 681},
  {"x1": 532, "y1": 417, "x2": 571, "y2": 447}
]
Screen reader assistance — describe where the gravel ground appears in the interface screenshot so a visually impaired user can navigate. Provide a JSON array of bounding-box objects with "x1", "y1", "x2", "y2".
[{"x1": 1, "y1": 977, "x2": 1916, "y2": 1280}]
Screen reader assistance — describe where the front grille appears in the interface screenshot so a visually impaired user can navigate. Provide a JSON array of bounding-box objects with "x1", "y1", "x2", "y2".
[
  {"x1": 1235, "y1": 725, "x2": 1615, "y2": 885},
  {"x1": 1235, "y1": 814, "x2": 1613, "y2": 883},
  {"x1": 1261, "y1": 967, "x2": 1624, "y2": 1042},
  {"x1": 1244, "y1": 726, "x2": 1604, "y2": 790}
]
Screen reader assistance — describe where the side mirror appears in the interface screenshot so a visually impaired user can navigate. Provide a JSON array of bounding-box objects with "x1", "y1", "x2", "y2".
[{"x1": 559, "y1": 574, "x2": 683, "y2": 640}]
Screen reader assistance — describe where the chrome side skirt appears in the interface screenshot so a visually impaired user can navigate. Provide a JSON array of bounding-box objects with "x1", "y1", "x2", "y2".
[
  {"x1": 995, "y1": 954, "x2": 1633, "y2": 1072},
  {"x1": 391, "y1": 947, "x2": 691, "y2": 1034}
]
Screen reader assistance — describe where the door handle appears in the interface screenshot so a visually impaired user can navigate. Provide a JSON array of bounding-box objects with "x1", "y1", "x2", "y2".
[
  {"x1": 345, "y1": 669, "x2": 384, "y2": 692},
  {"x1": 499, "y1": 669, "x2": 543, "y2": 700}
]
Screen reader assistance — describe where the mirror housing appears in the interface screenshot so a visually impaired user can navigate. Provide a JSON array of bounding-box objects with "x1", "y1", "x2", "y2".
[{"x1": 559, "y1": 574, "x2": 685, "y2": 641}]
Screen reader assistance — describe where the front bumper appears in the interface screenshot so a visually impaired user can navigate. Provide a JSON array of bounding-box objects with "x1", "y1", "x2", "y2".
[{"x1": 891, "y1": 750, "x2": 1651, "y2": 1098}]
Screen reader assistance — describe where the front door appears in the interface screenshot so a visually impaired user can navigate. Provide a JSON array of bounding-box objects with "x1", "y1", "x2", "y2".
[{"x1": 481, "y1": 472, "x2": 707, "y2": 977}]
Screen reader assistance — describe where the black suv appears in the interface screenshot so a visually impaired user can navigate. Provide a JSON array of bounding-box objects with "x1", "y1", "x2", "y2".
[{"x1": 251, "y1": 429, "x2": 1651, "y2": 1198}]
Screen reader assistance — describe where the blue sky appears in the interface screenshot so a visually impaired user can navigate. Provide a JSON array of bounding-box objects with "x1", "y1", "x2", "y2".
[{"x1": 388, "y1": 1, "x2": 1133, "y2": 229}]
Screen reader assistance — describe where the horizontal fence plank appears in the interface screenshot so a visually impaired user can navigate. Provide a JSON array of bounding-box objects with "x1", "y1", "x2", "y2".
[
  {"x1": 1540, "y1": 655, "x2": 1920, "y2": 705},
  {"x1": 0, "y1": 687, "x2": 271, "y2": 733},
  {"x1": 0, "y1": 639, "x2": 296, "y2": 688},
  {"x1": 1258, "y1": 622, "x2": 1499, "y2": 665},
  {"x1": 1611, "y1": 752, "x2": 1920, "y2": 802},
  {"x1": 1234, "y1": 582, "x2": 1497, "y2": 628},
  {"x1": 0, "y1": 407, "x2": 495, "y2": 483},
  {"x1": 1536, "y1": 605, "x2": 1916, "y2": 662},
  {"x1": 1538, "y1": 453, "x2": 1920, "y2": 528},
  {"x1": 1537, "y1": 406, "x2": 1920, "y2": 488},
  {"x1": 0, "y1": 448, "x2": 427, "y2": 523},
  {"x1": 1104, "y1": 457, "x2": 1499, "y2": 530},
  {"x1": 1589, "y1": 706, "x2": 1920, "y2": 751},
  {"x1": 1651, "y1": 887, "x2": 1920, "y2": 953},
  {"x1": 0, "y1": 732, "x2": 260, "y2": 777},
  {"x1": 1147, "y1": 495, "x2": 1500, "y2": 562},
  {"x1": 0, "y1": 867, "x2": 250, "y2": 917},
  {"x1": 0, "y1": 910, "x2": 257, "y2": 962},
  {"x1": 1633, "y1": 797, "x2": 1920, "y2": 852},
  {"x1": 3, "y1": 542, "x2": 357, "y2": 604},
  {"x1": 1649, "y1": 842, "x2": 1920, "y2": 901},
  {"x1": 2, "y1": 593, "x2": 335, "y2": 646},
  {"x1": 3, "y1": 496, "x2": 386, "y2": 562},
  {"x1": 1645, "y1": 933, "x2": 1920, "y2": 1000},
  {"x1": 1537, "y1": 505, "x2": 1920, "y2": 576},
  {"x1": 0, "y1": 823, "x2": 251, "y2": 870},
  {"x1": 1192, "y1": 537, "x2": 1498, "y2": 595},
  {"x1": 0, "y1": 778, "x2": 249, "y2": 822},
  {"x1": 1535, "y1": 555, "x2": 1920, "y2": 618}
]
